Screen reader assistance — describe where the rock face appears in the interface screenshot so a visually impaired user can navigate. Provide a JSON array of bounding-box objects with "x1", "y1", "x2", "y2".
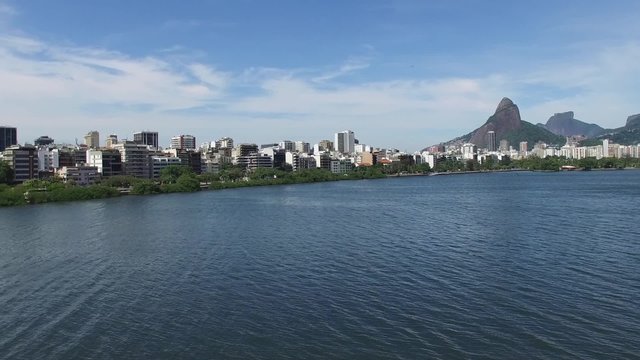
[
  {"x1": 468, "y1": 97, "x2": 522, "y2": 148},
  {"x1": 625, "y1": 114, "x2": 640, "y2": 129},
  {"x1": 541, "y1": 111, "x2": 604, "y2": 138},
  {"x1": 435, "y1": 97, "x2": 566, "y2": 150}
]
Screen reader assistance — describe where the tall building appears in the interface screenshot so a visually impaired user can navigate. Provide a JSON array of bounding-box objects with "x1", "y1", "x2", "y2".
[
  {"x1": 0, "y1": 126, "x2": 18, "y2": 152},
  {"x1": 113, "y1": 141, "x2": 151, "y2": 178},
  {"x1": 294, "y1": 141, "x2": 310, "y2": 153},
  {"x1": 313, "y1": 153, "x2": 332, "y2": 170},
  {"x1": 2, "y1": 145, "x2": 38, "y2": 182},
  {"x1": 499, "y1": 139, "x2": 509, "y2": 152},
  {"x1": 334, "y1": 130, "x2": 355, "y2": 154},
  {"x1": 105, "y1": 134, "x2": 118, "y2": 148},
  {"x1": 318, "y1": 140, "x2": 333, "y2": 152},
  {"x1": 519, "y1": 141, "x2": 528, "y2": 154},
  {"x1": 462, "y1": 143, "x2": 477, "y2": 160},
  {"x1": 279, "y1": 140, "x2": 294, "y2": 152},
  {"x1": 232, "y1": 144, "x2": 259, "y2": 158},
  {"x1": 87, "y1": 149, "x2": 123, "y2": 177},
  {"x1": 285, "y1": 152, "x2": 299, "y2": 171},
  {"x1": 602, "y1": 139, "x2": 610, "y2": 158},
  {"x1": 164, "y1": 148, "x2": 202, "y2": 174},
  {"x1": 215, "y1": 137, "x2": 234, "y2": 149},
  {"x1": 170, "y1": 135, "x2": 196, "y2": 150},
  {"x1": 487, "y1": 131, "x2": 497, "y2": 152},
  {"x1": 134, "y1": 131, "x2": 159, "y2": 150},
  {"x1": 84, "y1": 131, "x2": 100, "y2": 149}
]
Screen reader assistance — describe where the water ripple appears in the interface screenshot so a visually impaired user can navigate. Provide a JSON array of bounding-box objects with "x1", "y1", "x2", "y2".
[{"x1": 1, "y1": 171, "x2": 639, "y2": 359}]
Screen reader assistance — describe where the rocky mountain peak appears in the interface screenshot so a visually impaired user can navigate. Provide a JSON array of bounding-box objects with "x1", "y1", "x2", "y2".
[
  {"x1": 468, "y1": 97, "x2": 522, "y2": 147},
  {"x1": 542, "y1": 111, "x2": 604, "y2": 138},
  {"x1": 495, "y1": 97, "x2": 515, "y2": 113}
]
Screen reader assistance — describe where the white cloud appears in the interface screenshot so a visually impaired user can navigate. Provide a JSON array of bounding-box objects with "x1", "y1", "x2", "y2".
[
  {"x1": 189, "y1": 63, "x2": 228, "y2": 94},
  {"x1": 2, "y1": 13, "x2": 640, "y2": 151},
  {"x1": 0, "y1": 34, "x2": 228, "y2": 111},
  {"x1": 312, "y1": 57, "x2": 371, "y2": 83}
]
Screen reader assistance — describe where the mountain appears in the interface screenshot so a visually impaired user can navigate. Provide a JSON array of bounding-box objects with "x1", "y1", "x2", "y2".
[
  {"x1": 439, "y1": 97, "x2": 565, "y2": 150},
  {"x1": 537, "y1": 111, "x2": 604, "y2": 138},
  {"x1": 580, "y1": 113, "x2": 640, "y2": 146},
  {"x1": 625, "y1": 113, "x2": 640, "y2": 129}
]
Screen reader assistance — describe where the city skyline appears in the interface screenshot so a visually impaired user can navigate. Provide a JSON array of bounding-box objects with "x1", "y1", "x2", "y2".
[{"x1": 1, "y1": 1, "x2": 640, "y2": 151}]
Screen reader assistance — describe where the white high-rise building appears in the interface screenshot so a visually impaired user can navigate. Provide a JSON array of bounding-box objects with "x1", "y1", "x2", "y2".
[
  {"x1": 461, "y1": 143, "x2": 477, "y2": 160},
  {"x1": 171, "y1": 135, "x2": 196, "y2": 150},
  {"x1": 602, "y1": 139, "x2": 609, "y2": 158},
  {"x1": 215, "y1": 137, "x2": 234, "y2": 149},
  {"x1": 279, "y1": 140, "x2": 294, "y2": 152},
  {"x1": 334, "y1": 130, "x2": 355, "y2": 154},
  {"x1": 294, "y1": 141, "x2": 310, "y2": 154}
]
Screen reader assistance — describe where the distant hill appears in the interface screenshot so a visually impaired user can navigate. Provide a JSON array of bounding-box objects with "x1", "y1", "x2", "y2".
[
  {"x1": 626, "y1": 113, "x2": 640, "y2": 129},
  {"x1": 537, "y1": 111, "x2": 605, "y2": 138},
  {"x1": 584, "y1": 113, "x2": 640, "y2": 146},
  {"x1": 437, "y1": 97, "x2": 565, "y2": 150}
]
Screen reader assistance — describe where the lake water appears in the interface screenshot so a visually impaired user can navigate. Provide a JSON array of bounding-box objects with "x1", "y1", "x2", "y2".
[{"x1": 1, "y1": 171, "x2": 639, "y2": 359}]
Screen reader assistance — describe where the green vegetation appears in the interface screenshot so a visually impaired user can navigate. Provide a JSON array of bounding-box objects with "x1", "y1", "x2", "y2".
[
  {"x1": 501, "y1": 121, "x2": 566, "y2": 150},
  {"x1": 0, "y1": 178, "x2": 120, "y2": 207},
  {"x1": 0, "y1": 164, "x2": 390, "y2": 207},
  {"x1": 0, "y1": 161, "x2": 14, "y2": 184},
  {"x1": 431, "y1": 154, "x2": 640, "y2": 173},
  {"x1": 5, "y1": 156, "x2": 637, "y2": 207},
  {"x1": 586, "y1": 128, "x2": 640, "y2": 146},
  {"x1": 207, "y1": 166, "x2": 387, "y2": 190},
  {"x1": 512, "y1": 156, "x2": 640, "y2": 171}
]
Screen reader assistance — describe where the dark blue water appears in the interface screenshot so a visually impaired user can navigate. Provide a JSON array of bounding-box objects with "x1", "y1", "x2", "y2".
[{"x1": 1, "y1": 171, "x2": 639, "y2": 359}]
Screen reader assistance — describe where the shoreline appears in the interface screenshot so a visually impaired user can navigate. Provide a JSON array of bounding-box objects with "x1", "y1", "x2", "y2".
[{"x1": 2, "y1": 167, "x2": 639, "y2": 208}]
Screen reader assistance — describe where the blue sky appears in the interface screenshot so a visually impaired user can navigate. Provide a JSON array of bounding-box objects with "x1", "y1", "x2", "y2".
[{"x1": 1, "y1": 0, "x2": 640, "y2": 151}]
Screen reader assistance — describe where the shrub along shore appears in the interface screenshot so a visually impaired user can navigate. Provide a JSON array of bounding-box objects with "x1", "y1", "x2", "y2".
[{"x1": 0, "y1": 165, "x2": 389, "y2": 207}]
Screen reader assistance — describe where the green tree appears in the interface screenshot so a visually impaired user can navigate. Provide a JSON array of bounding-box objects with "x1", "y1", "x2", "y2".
[
  {"x1": 160, "y1": 165, "x2": 193, "y2": 184},
  {"x1": 101, "y1": 175, "x2": 139, "y2": 188},
  {"x1": 0, "y1": 161, "x2": 14, "y2": 184},
  {"x1": 465, "y1": 159, "x2": 478, "y2": 171},
  {"x1": 175, "y1": 173, "x2": 200, "y2": 192},
  {"x1": 132, "y1": 180, "x2": 161, "y2": 195}
]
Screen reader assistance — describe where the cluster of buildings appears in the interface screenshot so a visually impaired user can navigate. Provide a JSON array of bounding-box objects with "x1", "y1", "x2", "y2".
[
  {"x1": 437, "y1": 131, "x2": 640, "y2": 165},
  {"x1": 0, "y1": 127, "x2": 426, "y2": 185},
  {"x1": 2, "y1": 125, "x2": 638, "y2": 186}
]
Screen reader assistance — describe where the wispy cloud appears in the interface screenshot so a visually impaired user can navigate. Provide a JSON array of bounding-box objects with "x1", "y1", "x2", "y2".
[
  {"x1": 0, "y1": 34, "x2": 228, "y2": 111},
  {"x1": 312, "y1": 57, "x2": 371, "y2": 83},
  {"x1": 189, "y1": 63, "x2": 228, "y2": 95}
]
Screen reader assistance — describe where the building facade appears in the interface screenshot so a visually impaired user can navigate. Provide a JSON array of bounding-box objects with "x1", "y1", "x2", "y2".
[
  {"x1": 0, "y1": 126, "x2": 18, "y2": 152},
  {"x1": 151, "y1": 156, "x2": 182, "y2": 179},
  {"x1": 170, "y1": 135, "x2": 196, "y2": 150},
  {"x1": 334, "y1": 130, "x2": 355, "y2": 154},
  {"x1": 84, "y1": 131, "x2": 100, "y2": 149},
  {"x1": 134, "y1": 131, "x2": 159, "y2": 150},
  {"x1": 113, "y1": 142, "x2": 150, "y2": 178},
  {"x1": 2, "y1": 145, "x2": 38, "y2": 182},
  {"x1": 57, "y1": 166, "x2": 100, "y2": 186},
  {"x1": 86, "y1": 149, "x2": 123, "y2": 177}
]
